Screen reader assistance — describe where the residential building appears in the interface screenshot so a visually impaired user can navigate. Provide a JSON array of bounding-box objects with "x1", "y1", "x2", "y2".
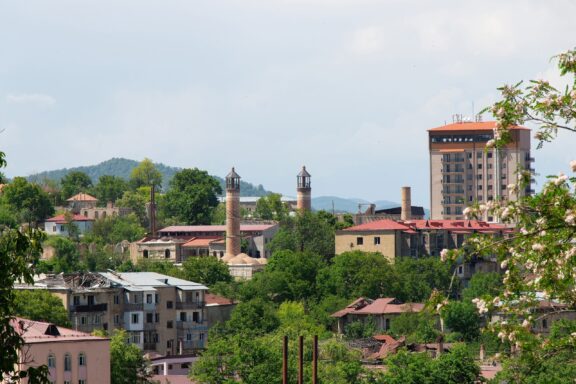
[
  {"x1": 331, "y1": 297, "x2": 425, "y2": 334},
  {"x1": 131, "y1": 224, "x2": 279, "y2": 263},
  {"x1": 16, "y1": 272, "x2": 209, "y2": 356},
  {"x1": 7, "y1": 317, "x2": 110, "y2": 384},
  {"x1": 429, "y1": 117, "x2": 532, "y2": 220},
  {"x1": 67, "y1": 192, "x2": 131, "y2": 220},
  {"x1": 44, "y1": 214, "x2": 94, "y2": 236}
]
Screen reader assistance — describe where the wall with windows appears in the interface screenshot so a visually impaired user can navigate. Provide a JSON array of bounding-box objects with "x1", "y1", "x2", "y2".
[{"x1": 334, "y1": 231, "x2": 398, "y2": 261}]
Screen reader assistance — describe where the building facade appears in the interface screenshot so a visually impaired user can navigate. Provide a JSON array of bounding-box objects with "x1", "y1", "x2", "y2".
[
  {"x1": 16, "y1": 272, "x2": 208, "y2": 356},
  {"x1": 8, "y1": 317, "x2": 110, "y2": 384},
  {"x1": 429, "y1": 119, "x2": 532, "y2": 220}
]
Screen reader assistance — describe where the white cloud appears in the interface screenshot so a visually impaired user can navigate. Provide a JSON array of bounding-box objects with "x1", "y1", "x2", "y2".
[{"x1": 5, "y1": 93, "x2": 56, "y2": 107}]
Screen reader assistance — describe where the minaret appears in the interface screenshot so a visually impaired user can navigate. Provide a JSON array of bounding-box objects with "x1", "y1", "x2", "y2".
[
  {"x1": 296, "y1": 166, "x2": 312, "y2": 212},
  {"x1": 226, "y1": 167, "x2": 241, "y2": 256}
]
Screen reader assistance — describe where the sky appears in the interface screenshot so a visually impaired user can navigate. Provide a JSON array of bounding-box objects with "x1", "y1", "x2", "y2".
[{"x1": 1, "y1": 0, "x2": 575, "y2": 207}]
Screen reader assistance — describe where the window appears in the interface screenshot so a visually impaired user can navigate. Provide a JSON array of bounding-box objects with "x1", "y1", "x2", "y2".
[
  {"x1": 80, "y1": 316, "x2": 87, "y2": 325},
  {"x1": 155, "y1": 294, "x2": 159, "y2": 304},
  {"x1": 458, "y1": 266, "x2": 463, "y2": 274},
  {"x1": 167, "y1": 321, "x2": 173, "y2": 329},
  {"x1": 64, "y1": 354, "x2": 72, "y2": 371},
  {"x1": 146, "y1": 294, "x2": 153, "y2": 304},
  {"x1": 114, "y1": 314, "x2": 120, "y2": 325},
  {"x1": 385, "y1": 318, "x2": 390, "y2": 330},
  {"x1": 87, "y1": 295, "x2": 94, "y2": 305},
  {"x1": 78, "y1": 353, "x2": 86, "y2": 366},
  {"x1": 487, "y1": 152, "x2": 493, "y2": 158},
  {"x1": 186, "y1": 333, "x2": 192, "y2": 341},
  {"x1": 79, "y1": 380, "x2": 86, "y2": 384},
  {"x1": 131, "y1": 314, "x2": 139, "y2": 324},
  {"x1": 199, "y1": 333, "x2": 204, "y2": 340},
  {"x1": 477, "y1": 164, "x2": 482, "y2": 169},
  {"x1": 143, "y1": 250, "x2": 149, "y2": 258},
  {"x1": 180, "y1": 312, "x2": 186, "y2": 322},
  {"x1": 542, "y1": 319, "x2": 548, "y2": 329},
  {"x1": 477, "y1": 175, "x2": 482, "y2": 180},
  {"x1": 73, "y1": 296, "x2": 80, "y2": 306},
  {"x1": 132, "y1": 334, "x2": 141, "y2": 344},
  {"x1": 374, "y1": 237, "x2": 381, "y2": 245},
  {"x1": 48, "y1": 354, "x2": 56, "y2": 368},
  {"x1": 165, "y1": 249, "x2": 171, "y2": 258},
  {"x1": 167, "y1": 301, "x2": 173, "y2": 309},
  {"x1": 193, "y1": 312, "x2": 199, "y2": 323},
  {"x1": 147, "y1": 313, "x2": 153, "y2": 323},
  {"x1": 167, "y1": 340, "x2": 173, "y2": 348},
  {"x1": 155, "y1": 313, "x2": 160, "y2": 323},
  {"x1": 478, "y1": 185, "x2": 483, "y2": 190},
  {"x1": 52, "y1": 225, "x2": 57, "y2": 232},
  {"x1": 114, "y1": 295, "x2": 119, "y2": 305},
  {"x1": 477, "y1": 152, "x2": 482, "y2": 158},
  {"x1": 93, "y1": 315, "x2": 100, "y2": 325},
  {"x1": 356, "y1": 237, "x2": 363, "y2": 246}
]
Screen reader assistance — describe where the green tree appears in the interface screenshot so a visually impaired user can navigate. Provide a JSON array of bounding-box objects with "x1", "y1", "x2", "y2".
[
  {"x1": 211, "y1": 202, "x2": 226, "y2": 224},
  {"x1": 389, "y1": 312, "x2": 440, "y2": 343},
  {"x1": 461, "y1": 272, "x2": 503, "y2": 302},
  {"x1": 60, "y1": 171, "x2": 93, "y2": 200},
  {"x1": 13, "y1": 290, "x2": 70, "y2": 327},
  {"x1": 116, "y1": 190, "x2": 149, "y2": 228},
  {"x1": 129, "y1": 158, "x2": 162, "y2": 190},
  {"x1": 90, "y1": 214, "x2": 146, "y2": 244},
  {"x1": 392, "y1": 257, "x2": 453, "y2": 302},
  {"x1": 107, "y1": 329, "x2": 153, "y2": 384},
  {"x1": 254, "y1": 193, "x2": 290, "y2": 221},
  {"x1": 181, "y1": 256, "x2": 232, "y2": 286},
  {"x1": 37, "y1": 236, "x2": 80, "y2": 273},
  {"x1": 92, "y1": 175, "x2": 128, "y2": 205},
  {"x1": 160, "y1": 168, "x2": 222, "y2": 225},
  {"x1": 268, "y1": 211, "x2": 335, "y2": 258},
  {"x1": 0, "y1": 177, "x2": 54, "y2": 226},
  {"x1": 226, "y1": 298, "x2": 280, "y2": 336},
  {"x1": 442, "y1": 301, "x2": 481, "y2": 342},
  {"x1": 0, "y1": 150, "x2": 50, "y2": 383}
]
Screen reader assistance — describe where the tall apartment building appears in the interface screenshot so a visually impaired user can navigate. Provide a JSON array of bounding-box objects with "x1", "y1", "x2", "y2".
[
  {"x1": 429, "y1": 118, "x2": 533, "y2": 220},
  {"x1": 16, "y1": 272, "x2": 208, "y2": 356}
]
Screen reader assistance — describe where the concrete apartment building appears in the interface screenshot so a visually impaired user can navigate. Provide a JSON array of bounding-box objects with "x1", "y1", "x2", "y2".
[
  {"x1": 8, "y1": 317, "x2": 110, "y2": 384},
  {"x1": 429, "y1": 117, "x2": 532, "y2": 220},
  {"x1": 16, "y1": 272, "x2": 208, "y2": 356}
]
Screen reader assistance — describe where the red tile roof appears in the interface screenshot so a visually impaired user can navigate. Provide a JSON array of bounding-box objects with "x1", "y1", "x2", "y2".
[
  {"x1": 182, "y1": 237, "x2": 222, "y2": 248},
  {"x1": 332, "y1": 298, "x2": 424, "y2": 317},
  {"x1": 342, "y1": 220, "x2": 410, "y2": 231},
  {"x1": 45, "y1": 214, "x2": 94, "y2": 223},
  {"x1": 66, "y1": 192, "x2": 98, "y2": 202},
  {"x1": 343, "y1": 219, "x2": 506, "y2": 233},
  {"x1": 205, "y1": 293, "x2": 235, "y2": 306},
  {"x1": 428, "y1": 121, "x2": 529, "y2": 132},
  {"x1": 160, "y1": 224, "x2": 276, "y2": 233}
]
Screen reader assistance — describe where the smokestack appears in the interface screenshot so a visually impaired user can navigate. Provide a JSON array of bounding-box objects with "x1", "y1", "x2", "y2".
[
  {"x1": 401, "y1": 186, "x2": 411, "y2": 221},
  {"x1": 150, "y1": 185, "x2": 157, "y2": 237},
  {"x1": 226, "y1": 167, "x2": 241, "y2": 257}
]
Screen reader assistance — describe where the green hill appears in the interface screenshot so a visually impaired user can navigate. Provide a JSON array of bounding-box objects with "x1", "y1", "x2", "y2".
[{"x1": 27, "y1": 158, "x2": 270, "y2": 197}]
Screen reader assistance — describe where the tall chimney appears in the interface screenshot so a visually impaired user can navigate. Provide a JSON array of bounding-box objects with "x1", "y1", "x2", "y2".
[
  {"x1": 150, "y1": 185, "x2": 157, "y2": 237},
  {"x1": 226, "y1": 167, "x2": 241, "y2": 257},
  {"x1": 296, "y1": 166, "x2": 312, "y2": 212},
  {"x1": 401, "y1": 186, "x2": 411, "y2": 221}
]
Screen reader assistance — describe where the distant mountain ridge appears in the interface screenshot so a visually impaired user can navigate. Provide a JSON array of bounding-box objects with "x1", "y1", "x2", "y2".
[
  {"x1": 26, "y1": 158, "x2": 269, "y2": 197},
  {"x1": 311, "y1": 196, "x2": 398, "y2": 213}
]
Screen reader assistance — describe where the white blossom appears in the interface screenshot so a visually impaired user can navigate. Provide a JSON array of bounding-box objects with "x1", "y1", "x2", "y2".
[
  {"x1": 554, "y1": 172, "x2": 568, "y2": 186},
  {"x1": 570, "y1": 160, "x2": 576, "y2": 173},
  {"x1": 532, "y1": 243, "x2": 545, "y2": 252},
  {"x1": 486, "y1": 139, "x2": 496, "y2": 148},
  {"x1": 522, "y1": 319, "x2": 530, "y2": 329},
  {"x1": 440, "y1": 248, "x2": 449, "y2": 262},
  {"x1": 500, "y1": 259, "x2": 508, "y2": 269}
]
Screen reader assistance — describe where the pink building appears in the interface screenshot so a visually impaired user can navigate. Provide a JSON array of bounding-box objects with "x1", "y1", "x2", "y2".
[{"x1": 9, "y1": 317, "x2": 110, "y2": 384}]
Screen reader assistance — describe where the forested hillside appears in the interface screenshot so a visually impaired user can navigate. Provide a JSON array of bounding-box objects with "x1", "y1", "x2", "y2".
[{"x1": 27, "y1": 158, "x2": 269, "y2": 196}]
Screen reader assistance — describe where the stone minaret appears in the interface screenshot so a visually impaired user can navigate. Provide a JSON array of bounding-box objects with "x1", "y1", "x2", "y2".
[
  {"x1": 297, "y1": 166, "x2": 312, "y2": 211},
  {"x1": 401, "y1": 186, "x2": 412, "y2": 221},
  {"x1": 226, "y1": 167, "x2": 241, "y2": 256}
]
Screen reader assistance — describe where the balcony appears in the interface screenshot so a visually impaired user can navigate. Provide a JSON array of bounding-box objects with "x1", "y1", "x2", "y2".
[
  {"x1": 176, "y1": 321, "x2": 208, "y2": 331},
  {"x1": 71, "y1": 303, "x2": 108, "y2": 313},
  {"x1": 124, "y1": 303, "x2": 144, "y2": 311},
  {"x1": 143, "y1": 342, "x2": 157, "y2": 351},
  {"x1": 441, "y1": 168, "x2": 465, "y2": 174},
  {"x1": 175, "y1": 301, "x2": 205, "y2": 310}
]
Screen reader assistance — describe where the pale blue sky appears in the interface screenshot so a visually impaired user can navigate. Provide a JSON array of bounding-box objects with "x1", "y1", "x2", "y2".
[{"x1": 1, "y1": 0, "x2": 575, "y2": 206}]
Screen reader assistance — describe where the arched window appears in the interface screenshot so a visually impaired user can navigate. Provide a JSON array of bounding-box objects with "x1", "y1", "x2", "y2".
[
  {"x1": 64, "y1": 353, "x2": 72, "y2": 371},
  {"x1": 47, "y1": 354, "x2": 56, "y2": 368},
  {"x1": 78, "y1": 352, "x2": 86, "y2": 366},
  {"x1": 143, "y1": 250, "x2": 149, "y2": 258},
  {"x1": 165, "y1": 249, "x2": 170, "y2": 258}
]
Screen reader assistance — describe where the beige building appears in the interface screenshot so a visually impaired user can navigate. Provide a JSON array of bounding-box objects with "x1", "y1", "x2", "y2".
[
  {"x1": 8, "y1": 317, "x2": 110, "y2": 384},
  {"x1": 429, "y1": 118, "x2": 532, "y2": 220},
  {"x1": 67, "y1": 192, "x2": 131, "y2": 220},
  {"x1": 16, "y1": 272, "x2": 208, "y2": 356}
]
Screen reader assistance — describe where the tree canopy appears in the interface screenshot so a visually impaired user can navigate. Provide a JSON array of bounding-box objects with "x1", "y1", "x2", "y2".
[
  {"x1": 60, "y1": 171, "x2": 93, "y2": 200},
  {"x1": 129, "y1": 158, "x2": 162, "y2": 190},
  {"x1": 13, "y1": 290, "x2": 70, "y2": 327},
  {"x1": 0, "y1": 177, "x2": 54, "y2": 226}
]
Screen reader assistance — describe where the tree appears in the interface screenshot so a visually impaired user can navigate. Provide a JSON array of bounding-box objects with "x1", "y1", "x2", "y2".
[
  {"x1": 92, "y1": 175, "x2": 128, "y2": 205},
  {"x1": 442, "y1": 301, "x2": 481, "y2": 342},
  {"x1": 107, "y1": 329, "x2": 153, "y2": 384},
  {"x1": 116, "y1": 190, "x2": 149, "y2": 228},
  {"x1": 0, "y1": 177, "x2": 54, "y2": 226},
  {"x1": 0, "y1": 151, "x2": 50, "y2": 383},
  {"x1": 90, "y1": 214, "x2": 146, "y2": 244},
  {"x1": 441, "y1": 48, "x2": 576, "y2": 382},
  {"x1": 461, "y1": 272, "x2": 503, "y2": 302},
  {"x1": 36, "y1": 236, "x2": 80, "y2": 273},
  {"x1": 129, "y1": 158, "x2": 162, "y2": 190},
  {"x1": 181, "y1": 256, "x2": 232, "y2": 286},
  {"x1": 60, "y1": 171, "x2": 93, "y2": 200},
  {"x1": 160, "y1": 168, "x2": 222, "y2": 225},
  {"x1": 226, "y1": 298, "x2": 280, "y2": 336},
  {"x1": 13, "y1": 290, "x2": 70, "y2": 327},
  {"x1": 268, "y1": 211, "x2": 335, "y2": 258},
  {"x1": 254, "y1": 193, "x2": 290, "y2": 221}
]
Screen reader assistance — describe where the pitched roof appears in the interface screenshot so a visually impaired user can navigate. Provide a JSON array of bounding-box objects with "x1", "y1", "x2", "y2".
[
  {"x1": 205, "y1": 293, "x2": 235, "y2": 306},
  {"x1": 182, "y1": 237, "x2": 222, "y2": 248},
  {"x1": 11, "y1": 317, "x2": 108, "y2": 343},
  {"x1": 342, "y1": 219, "x2": 410, "y2": 231},
  {"x1": 45, "y1": 214, "x2": 94, "y2": 223},
  {"x1": 297, "y1": 166, "x2": 311, "y2": 177},
  {"x1": 66, "y1": 193, "x2": 98, "y2": 202},
  {"x1": 428, "y1": 121, "x2": 529, "y2": 132},
  {"x1": 159, "y1": 224, "x2": 277, "y2": 233},
  {"x1": 332, "y1": 297, "x2": 424, "y2": 318}
]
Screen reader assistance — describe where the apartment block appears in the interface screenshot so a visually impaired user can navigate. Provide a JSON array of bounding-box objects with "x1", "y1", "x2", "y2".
[
  {"x1": 429, "y1": 118, "x2": 532, "y2": 220},
  {"x1": 16, "y1": 272, "x2": 208, "y2": 356}
]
